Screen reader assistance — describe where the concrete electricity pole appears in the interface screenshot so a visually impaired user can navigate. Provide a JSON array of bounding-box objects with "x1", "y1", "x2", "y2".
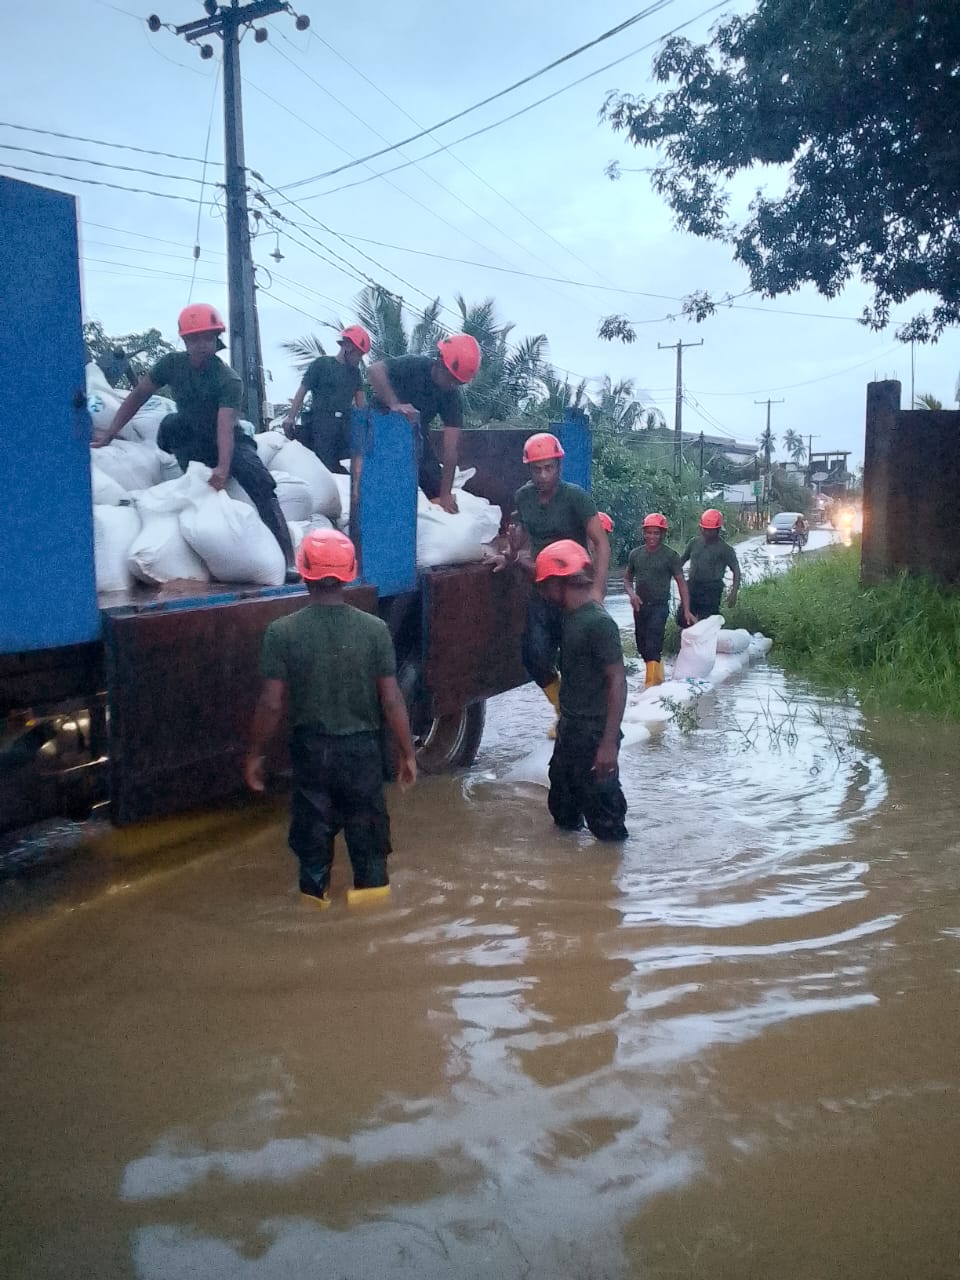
[
  {"x1": 658, "y1": 339, "x2": 703, "y2": 479},
  {"x1": 755, "y1": 397, "x2": 784, "y2": 517},
  {"x1": 147, "y1": 1, "x2": 310, "y2": 427}
]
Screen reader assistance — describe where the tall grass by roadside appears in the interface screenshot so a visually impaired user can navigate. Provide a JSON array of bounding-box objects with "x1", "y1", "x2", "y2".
[{"x1": 723, "y1": 543, "x2": 960, "y2": 718}]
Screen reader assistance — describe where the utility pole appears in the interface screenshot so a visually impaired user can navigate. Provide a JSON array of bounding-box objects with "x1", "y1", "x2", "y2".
[
  {"x1": 755, "y1": 397, "x2": 784, "y2": 520},
  {"x1": 806, "y1": 432, "x2": 821, "y2": 491},
  {"x1": 698, "y1": 431, "x2": 705, "y2": 504},
  {"x1": 147, "y1": 1, "x2": 310, "y2": 427},
  {"x1": 658, "y1": 338, "x2": 703, "y2": 479}
]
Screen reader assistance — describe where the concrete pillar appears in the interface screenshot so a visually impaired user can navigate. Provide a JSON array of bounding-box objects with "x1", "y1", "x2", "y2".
[{"x1": 861, "y1": 380, "x2": 901, "y2": 585}]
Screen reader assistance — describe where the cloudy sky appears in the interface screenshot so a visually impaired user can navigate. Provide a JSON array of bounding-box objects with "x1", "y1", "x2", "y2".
[{"x1": 5, "y1": 0, "x2": 957, "y2": 465}]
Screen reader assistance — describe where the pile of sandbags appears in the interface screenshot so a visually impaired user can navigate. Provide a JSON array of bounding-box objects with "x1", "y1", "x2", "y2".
[
  {"x1": 86, "y1": 362, "x2": 175, "y2": 446},
  {"x1": 416, "y1": 480, "x2": 502, "y2": 569}
]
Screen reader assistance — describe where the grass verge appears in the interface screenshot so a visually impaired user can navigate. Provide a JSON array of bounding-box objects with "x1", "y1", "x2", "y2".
[{"x1": 723, "y1": 543, "x2": 960, "y2": 718}]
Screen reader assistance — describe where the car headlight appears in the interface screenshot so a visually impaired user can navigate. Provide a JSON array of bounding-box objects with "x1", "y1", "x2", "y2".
[{"x1": 766, "y1": 525, "x2": 776, "y2": 534}]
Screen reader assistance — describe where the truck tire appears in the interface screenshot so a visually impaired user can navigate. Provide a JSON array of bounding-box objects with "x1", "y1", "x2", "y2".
[{"x1": 397, "y1": 661, "x2": 487, "y2": 774}]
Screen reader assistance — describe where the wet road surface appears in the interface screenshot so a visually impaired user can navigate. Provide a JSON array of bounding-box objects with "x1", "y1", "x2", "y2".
[{"x1": 2, "y1": 567, "x2": 959, "y2": 1279}]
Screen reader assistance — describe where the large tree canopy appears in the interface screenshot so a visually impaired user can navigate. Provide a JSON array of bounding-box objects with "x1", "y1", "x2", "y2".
[{"x1": 602, "y1": 1, "x2": 960, "y2": 342}]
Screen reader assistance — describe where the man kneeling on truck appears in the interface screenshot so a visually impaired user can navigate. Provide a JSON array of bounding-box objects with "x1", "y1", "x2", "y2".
[
  {"x1": 244, "y1": 529, "x2": 417, "y2": 907},
  {"x1": 535, "y1": 539, "x2": 628, "y2": 842},
  {"x1": 493, "y1": 432, "x2": 609, "y2": 736},
  {"x1": 94, "y1": 303, "x2": 294, "y2": 572}
]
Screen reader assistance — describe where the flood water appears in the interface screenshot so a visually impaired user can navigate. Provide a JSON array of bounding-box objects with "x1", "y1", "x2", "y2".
[{"x1": 3, "y1": 565, "x2": 959, "y2": 1279}]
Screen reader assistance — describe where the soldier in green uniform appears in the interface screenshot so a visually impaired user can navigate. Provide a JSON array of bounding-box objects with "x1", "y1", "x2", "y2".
[
  {"x1": 94, "y1": 302, "x2": 294, "y2": 569},
  {"x1": 281, "y1": 325, "x2": 370, "y2": 473},
  {"x1": 624, "y1": 512, "x2": 694, "y2": 687},
  {"x1": 244, "y1": 529, "x2": 417, "y2": 908},
  {"x1": 679, "y1": 508, "x2": 741, "y2": 626},
  {"x1": 534, "y1": 539, "x2": 627, "y2": 842},
  {"x1": 493, "y1": 432, "x2": 609, "y2": 732}
]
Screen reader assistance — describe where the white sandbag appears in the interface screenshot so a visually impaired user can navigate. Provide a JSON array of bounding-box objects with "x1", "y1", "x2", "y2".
[
  {"x1": 272, "y1": 470, "x2": 313, "y2": 522},
  {"x1": 254, "y1": 429, "x2": 288, "y2": 467},
  {"x1": 178, "y1": 463, "x2": 285, "y2": 586},
  {"x1": 85, "y1": 363, "x2": 127, "y2": 441},
  {"x1": 128, "y1": 510, "x2": 209, "y2": 586},
  {"x1": 224, "y1": 478, "x2": 255, "y2": 507},
  {"x1": 126, "y1": 393, "x2": 175, "y2": 445},
  {"x1": 709, "y1": 651, "x2": 750, "y2": 684},
  {"x1": 416, "y1": 491, "x2": 502, "y2": 569},
  {"x1": 158, "y1": 451, "x2": 183, "y2": 484},
  {"x1": 673, "y1": 614, "x2": 723, "y2": 680},
  {"x1": 135, "y1": 472, "x2": 198, "y2": 516},
  {"x1": 332, "y1": 473, "x2": 351, "y2": 530},
  {"x1": 268, "y1": 439, "x2": 340, "y2": 520},
  {"x1": 715, "y1": 627, "x2": 751, "y2": 654},
  {"x1": 286, "y1": 520, "x2": 309, "y2": 555},
  {"x1": 749, "y1": 632, "x2": 774, "y2": 655},
  {"x1": 93, "y1": 504, "x2": 141, "y2": 593},
  {"x1": 90, "y1": 464, "x2": 128, "y2": 507},
  {"x1": 90, "y1": 439, "x2": 162, "y2": 491}
]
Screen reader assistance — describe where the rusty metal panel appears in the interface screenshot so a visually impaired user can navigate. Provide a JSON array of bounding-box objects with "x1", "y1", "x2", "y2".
[
  {"x1": 454, "y1": 429, "x2": 532, "y2": 529},
  {"x1": 103, "y1": 586, "x2": 377, "y2": 825},
  {"x1": 422, "y1": 564, "x2": 530, "y2": 717}
]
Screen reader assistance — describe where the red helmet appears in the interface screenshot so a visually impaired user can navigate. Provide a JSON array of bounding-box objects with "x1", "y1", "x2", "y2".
[
  {"x1": 598, "y1": 512, "x2": 613, "y2": 533},
  {"x1": 534, "y1": 539, "x2": 591, "y2": 583},
  {"x1": 178, "y1": 303, "x2": 225, "y2": 337},
  {"x1": 437, "y1": 333, "x2": 481, "y2": 384},
  {"x1": 522, "y1": 432, "x2": 565, "y2": 464},
  {"x1": 642, "y1": 513, "x2": 668, "y2": 531},
  {"x1": 339, "y1": 324, "x2": 371, "y2": 355},
  {"x1": 296, "y1": 528, "x2": 357, "y2": 583},
  {"x1": 700, "y1": 508, "x2": 724, "y2": 529}
]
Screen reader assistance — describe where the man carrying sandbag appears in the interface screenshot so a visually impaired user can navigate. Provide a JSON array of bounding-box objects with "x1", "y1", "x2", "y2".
[
  {"x1": 244, "y1": 529, "x2": 417, "y2": 907},
  {"x1": 280, "y1": 324, "x2": 370, "y2": 473},
  {"x1": 94, "y1": 303, "x2": 294, "y2": 572},
  {"x1": 492, "y1": 433, "x2": 609, "y2": 736},
  {"x1": 367, "y1": 334, "x2": 481, "y2": 514},
  {"x1": 678, "y1": 508, "x2": 741, "y2": 627},
  {"x1": 534, "y1": 539, "x2": 628, "y2": 843}
]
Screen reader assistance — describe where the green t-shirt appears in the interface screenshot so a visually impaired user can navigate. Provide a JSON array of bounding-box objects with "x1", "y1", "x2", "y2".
[
  {"x1": 302, "y1": 355, "x2": 360, "y2": 418},
  {"x1": 150, "y1": 352, "x2": 243, "y2": 437},
  {"x1": 559, "y1": 601, "x2": 623, "y2": 728},
  {"x1": 260, "y1": 604, "x2": 396, "y2": 733},
  {"x1": 514, "y1": 480, "x2": 598, "y2": 557},
  {"x1": 682, "y1": 536, "x2": 740, "y2": 585},
  {"x1": 626, "y1": 542, "x2": 682, "y2": 605}
]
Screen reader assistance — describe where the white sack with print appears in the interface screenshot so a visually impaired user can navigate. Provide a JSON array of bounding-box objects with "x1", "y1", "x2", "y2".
[
  {"x1": 416, "y1": 488, "x2": 502, "y2": 569},
  {"x1": 90, "y1": 438, "x2": 162, "y2": 491},
  {"x1": 673, "y1": 613, "x2": 724, "y2": 680}
]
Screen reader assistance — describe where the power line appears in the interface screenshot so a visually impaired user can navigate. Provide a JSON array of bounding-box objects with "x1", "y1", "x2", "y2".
[
  {"x1": 190, "y1": 60, "x2": 223, "y2": 302},
  {"x1": 687, "y1": 346, "x2": 903, "y2": 397},
  {"x1": 0, "y1": 162, "x2": 217, "y2": 204},
  {"x1": 279, "y1": 1, "x2": 676, "y2": 193},
  {"x1": 0, "y1": 120, "x2": 221, "y2": 166},
  {"x1": 0, "y1": 141, "x2": 207, "y2": 186}
]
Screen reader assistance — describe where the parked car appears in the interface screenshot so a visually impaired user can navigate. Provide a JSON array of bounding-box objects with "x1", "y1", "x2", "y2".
[{"x1": 766, "y1": 511, "x2": 805, "y2": 544}]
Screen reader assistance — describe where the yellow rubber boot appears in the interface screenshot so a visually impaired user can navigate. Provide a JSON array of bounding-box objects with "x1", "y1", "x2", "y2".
[
  {"x1": 657, "y1": 660, "x2": 666, "y2": 684},
  {"x1": 542, "y1": 678, "x2": 561, "y2": 739},
  {"x1": 644, "y1": 660, "x2": 664, "y2": 689},
  {"x1": 300, "y1": 890, "x2": 332, "y2": 909},
  {"x1": 346, "y1": 885, "x2": 391, "y2": 907}
]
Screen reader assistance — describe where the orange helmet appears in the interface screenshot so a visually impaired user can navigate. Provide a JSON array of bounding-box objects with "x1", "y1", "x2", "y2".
[
  {"x1": 178, "y1": 303, "x2": 225, "y2": 337},
  {"x1": 522, "y1": 432, "x2": 565, "y2": 464},
  {"x1": 700, "y1": 508, "x2": 724, "y2": 529},
  {"x1": 437, "y1": 333, "x2": 481, "y2": 384},
  {"x1": 296, "y1": 528, "x2": 357, "y2": 583},
  {"x1": 598, "y1": 512, "x2": 613, "y2": 533},
  {"x1": 339, "y1": 324, "x2": 371, "y2": 355},
  {"x1": 534, "y1": 539, "x2": 591, "y2": 583},
  {"x1": 642, "y1": 512, "x2": 668, "y2": 531}
]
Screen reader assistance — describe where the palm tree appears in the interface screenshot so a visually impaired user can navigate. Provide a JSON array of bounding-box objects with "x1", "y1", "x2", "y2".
[
  {"x1": 280, "y1": 333, "x2": 332, "y2": 374},
  {"x1": 592, "y1": 376, "x2": 647, "y2": 434},
  {"x1": 782, "y1": 428, "x2": 807, "y2": 464},
  {"x1": 914, "y1": 392, "x2": 944, "y2": 410}
]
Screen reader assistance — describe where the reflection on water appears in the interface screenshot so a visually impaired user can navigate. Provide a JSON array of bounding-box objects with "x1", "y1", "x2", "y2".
[{"x1": 3, "y1": 634, "x2": 960, "y2": 1279}]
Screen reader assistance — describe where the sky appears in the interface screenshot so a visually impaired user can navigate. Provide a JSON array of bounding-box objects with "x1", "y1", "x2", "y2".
[{"x1": 4, "y1": 0, "x2": 958, "y2": 468}]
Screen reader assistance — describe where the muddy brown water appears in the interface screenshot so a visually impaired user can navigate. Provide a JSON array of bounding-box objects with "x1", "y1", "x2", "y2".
[{"x1": 2, "y1": 585, "x2": 959, "y2": 1279}]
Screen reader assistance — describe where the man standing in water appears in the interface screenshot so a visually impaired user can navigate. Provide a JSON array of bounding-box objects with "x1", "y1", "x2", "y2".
[
  {"x1": 624, "y1": 513, "x2": 694, "y2": 687},
  {"x1": 94, "y1": 303, "x2": 294, "y2": 571},
  {"x1": 244, "y1": 529, "x2": 417, "y2": 907},
  {"x1": 534, "y1": 539, "x2": 627, "y2": 842},
  {"x1": 494, "y1": 432, "x2": 609, "y2": 734},
  {"x1": 679, "y1": 508, "x2": 741, "y2": 626},
  {"x1": 281, "y1": 325, "x2": 370, "y2": 473}
]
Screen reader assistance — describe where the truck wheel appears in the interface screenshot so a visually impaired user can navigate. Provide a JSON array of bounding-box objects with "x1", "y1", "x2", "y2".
[
  {"x1": 397, "y1": 661, "x2": 486, "y2": 774},
  {"x1": 415, "y1": 700, "x2": 486, "y2": 775}
]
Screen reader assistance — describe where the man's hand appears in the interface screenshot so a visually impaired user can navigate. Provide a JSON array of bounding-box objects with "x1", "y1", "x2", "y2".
[
  {"x1": 726, "y1": 591, "x2": 738, "y2": 609},
  {"x1": 628, "y1": 592, "x2": 641, "y2": 614},
  {"x1": 281, "y1": 417, "x2": 296, "y2": 439},
  {"x1": 682, "y1": 606, "x2": 696, "y2": 626},
  {"x1": 592, "y1": 739, "x2": 618, "y2": 780},
  {"x1": 394, "y1": 402, "x2": 420, "y2": 425},
  {"x1": 91, "y1": 435, "x2": 113, "y2": 449},
  {"x1": 208, "y1": 467, "x2": 229, "y2": 491},
  {"x1": 431, "y1": 493, "x2": 459, "y2": 515},
  {"x1": 397, "y1": 751, "x2": 417, "y2": 791},
  {"x1": 244, "y1": 753, "x2": 266, "y2": 793},
  {"x1": 489, "y1": 552, "x2": 511, "y2": 573}
]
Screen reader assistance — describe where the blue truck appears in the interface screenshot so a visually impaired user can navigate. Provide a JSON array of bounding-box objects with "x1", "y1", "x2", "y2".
[{"x1": 0, "y1": 177, "x2": 592, "y2": 831}]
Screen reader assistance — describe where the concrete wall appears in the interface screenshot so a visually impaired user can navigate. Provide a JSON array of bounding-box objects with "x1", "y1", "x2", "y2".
[{"x1": 862, "y1": 380, "x2": 960, "y2": 586}]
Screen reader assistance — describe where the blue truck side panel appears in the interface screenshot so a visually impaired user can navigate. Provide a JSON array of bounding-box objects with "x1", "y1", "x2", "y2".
[
  {"x1": 0, "y1": 178, "x2": 99, "y2": 653},
  {"x1": 353, "y1": 408, "x2": 418, "y2": 595},
  {"x1": 556, "y1": 408, "x2": 592, "y2": 492}
]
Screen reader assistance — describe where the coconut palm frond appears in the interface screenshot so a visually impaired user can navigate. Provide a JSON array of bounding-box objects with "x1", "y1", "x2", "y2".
[{"x1": 281, "y1": 334, "x2": 329, "y2": 372}]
